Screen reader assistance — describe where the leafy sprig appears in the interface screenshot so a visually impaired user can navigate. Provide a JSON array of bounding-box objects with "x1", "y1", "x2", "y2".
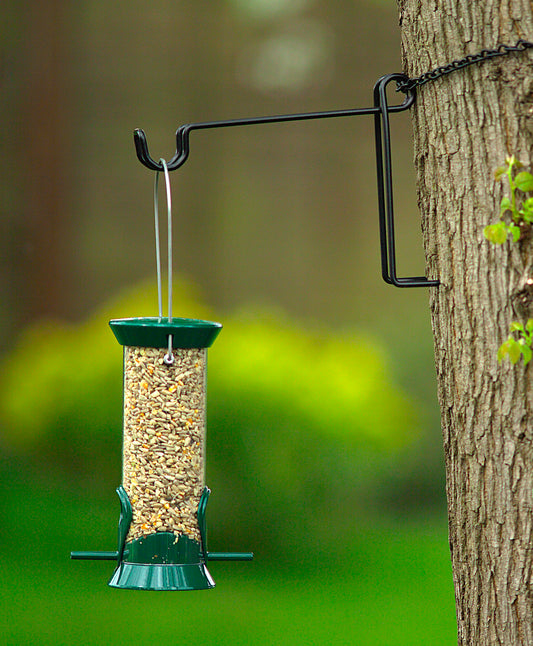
[
  {"x1": 498, "y1": 319, "x2": 533, "y2": 365},
  {"x1": 484, "y1": 155, "x2": 533, "y2": 244}
]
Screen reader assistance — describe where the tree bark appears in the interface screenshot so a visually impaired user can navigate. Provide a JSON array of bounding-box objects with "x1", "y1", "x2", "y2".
[{"x1": 397, "y1": 1, "x2": 533, "y2": 644}]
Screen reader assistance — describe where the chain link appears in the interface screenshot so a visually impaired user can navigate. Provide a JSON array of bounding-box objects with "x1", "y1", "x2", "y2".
[{"x1": 396, "y1": 39, "x2": 533, "y2": 93}]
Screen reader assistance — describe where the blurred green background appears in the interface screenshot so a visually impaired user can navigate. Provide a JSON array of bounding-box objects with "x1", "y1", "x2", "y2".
[{"x1": 0, "y1": 1, "x2": 456, "y2": 644}]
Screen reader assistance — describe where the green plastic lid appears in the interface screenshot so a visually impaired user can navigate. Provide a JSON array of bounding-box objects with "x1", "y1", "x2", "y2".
[{"x1": 109, "y1": 317, "x2": 222, "y2": 349}]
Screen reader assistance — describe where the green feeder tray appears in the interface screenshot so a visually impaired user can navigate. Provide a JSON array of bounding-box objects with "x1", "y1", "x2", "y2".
[{"x1": 109, "y1": 533, "x2": 215, "y2": 592}]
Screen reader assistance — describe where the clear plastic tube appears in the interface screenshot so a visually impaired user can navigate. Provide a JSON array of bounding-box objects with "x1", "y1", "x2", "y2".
[{"x1": 121, "y1": 345, "x2": 207, "y2": 543}]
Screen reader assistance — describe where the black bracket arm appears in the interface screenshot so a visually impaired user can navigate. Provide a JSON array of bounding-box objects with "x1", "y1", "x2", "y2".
[
  {"x1": 374, "y1": 74, "x2": 439, "y2": 287},
  {"x1": 133, "y1": 74, "x2": 438, "y2": 288}
]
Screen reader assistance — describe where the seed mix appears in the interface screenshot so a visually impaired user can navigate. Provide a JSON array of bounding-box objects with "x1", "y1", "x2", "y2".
[{"x1": 122, "y1": 346, "x2": 206, "y2": 543}]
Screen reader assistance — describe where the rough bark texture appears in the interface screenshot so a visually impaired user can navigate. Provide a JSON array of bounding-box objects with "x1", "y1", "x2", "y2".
[{"x1": 397, "y1": 1, "x2": 533, "y2": 644}]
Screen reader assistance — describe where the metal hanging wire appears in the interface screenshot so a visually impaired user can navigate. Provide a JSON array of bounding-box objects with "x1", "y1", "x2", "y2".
[{"x1": 154, "y1": 158, "x2": 175, "y2": 365}]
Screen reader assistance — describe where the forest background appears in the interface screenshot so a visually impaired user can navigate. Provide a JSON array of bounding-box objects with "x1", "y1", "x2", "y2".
[{"x1": 0, "y1": 1, "x2": 457, "y2": 644}]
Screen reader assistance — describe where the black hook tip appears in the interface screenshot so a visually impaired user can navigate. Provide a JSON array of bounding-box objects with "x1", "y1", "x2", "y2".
[{"x1": 133, "y1": 128, "x2": 163, "y2": 171}]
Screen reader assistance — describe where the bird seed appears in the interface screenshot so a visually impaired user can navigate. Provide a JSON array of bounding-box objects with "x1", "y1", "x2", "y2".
[{"x1": 122, "y1": 346, "x2": 207, "y2": 543}]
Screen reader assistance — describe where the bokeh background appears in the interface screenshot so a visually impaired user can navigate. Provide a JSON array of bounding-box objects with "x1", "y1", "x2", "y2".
[{"x1": 0, "y1": 1, "x2": 456, "y2": 644}]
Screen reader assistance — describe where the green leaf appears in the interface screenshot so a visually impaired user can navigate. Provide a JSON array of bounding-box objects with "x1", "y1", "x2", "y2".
[
  {"x1": 526, "y1": 319, "x2": 533, "y2": 333},
  {"x1": 500, "y1": 196, "x2": 512, "y2": 214},
  {"x1": 521, "y1": 208, "x2": 533, "y2": 223},
  {"x1": 484, "y1": 223, "x2": 507, "y2": 244},
  {"x1": 497, "y1": 341, "x2": 509, "y2": 363},
  {"x1": 510, "y1": 225, "x2": 521, "y2": 242},
  {"x1": 514, "y1": 171, "x2": 533, "y2": 192},
  {"x1": 510, "y1": 321, "x2": 524, "y2": 333},
  {"x1": 508, "y1": 156, "x2": 523, "y2": 169},
  {"x1": 494, "y1": 166, "x2": 508, "y2": 180},
  {"x1": 521, "y1": 344, "x2": 532, "y2": 365},
  {"x1": 508, "y1": 339, "x2": 522, "y2": 364}
]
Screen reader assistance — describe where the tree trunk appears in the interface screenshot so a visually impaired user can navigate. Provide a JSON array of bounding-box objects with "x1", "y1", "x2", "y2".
[{"x1": 397, "y1": 1, "x2": 533, "y2": 644}]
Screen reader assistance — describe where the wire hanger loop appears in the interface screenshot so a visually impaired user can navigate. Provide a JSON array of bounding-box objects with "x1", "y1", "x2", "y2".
[{"x1": 154, "y1": 158, "x2": 175, "y2": 365}]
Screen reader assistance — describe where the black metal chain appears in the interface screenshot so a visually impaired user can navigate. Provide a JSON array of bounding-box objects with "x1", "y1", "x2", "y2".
[{"x1": 396, "y1": 39, "x2": 533, "y2": 92}]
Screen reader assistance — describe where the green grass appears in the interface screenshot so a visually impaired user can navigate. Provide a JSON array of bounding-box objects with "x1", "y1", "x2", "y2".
[
  {"x1": 0, "y1": 468, "x2": 456, "y2": 646},
  {"x1": 4, "y1": 559, "x2": 456, "y2": 646}
]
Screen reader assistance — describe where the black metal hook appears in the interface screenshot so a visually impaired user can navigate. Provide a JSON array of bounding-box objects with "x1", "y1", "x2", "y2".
[{"x1": 133, "y1": 75, "x2": 438, "y2": 288}]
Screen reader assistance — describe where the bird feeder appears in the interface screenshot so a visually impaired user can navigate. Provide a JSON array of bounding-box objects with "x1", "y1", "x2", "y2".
[
  {"x1": 73, "y1": 317, "x2": 251, "y2": 589},
  {"x1": 71, "y1": 163, "x2": 252, "y2": 590}
]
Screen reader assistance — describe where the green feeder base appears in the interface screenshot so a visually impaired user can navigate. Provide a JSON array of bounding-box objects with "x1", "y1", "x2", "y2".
[
  {"x1": 109, "y1": 531, "x2": 214, "y2": 591},
  {"x1": 109, "y1": 561, "x2": 215, "y2": 591},
  {"x1": 71, "y1": 486, "x2": 252, "y2": 591}
]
